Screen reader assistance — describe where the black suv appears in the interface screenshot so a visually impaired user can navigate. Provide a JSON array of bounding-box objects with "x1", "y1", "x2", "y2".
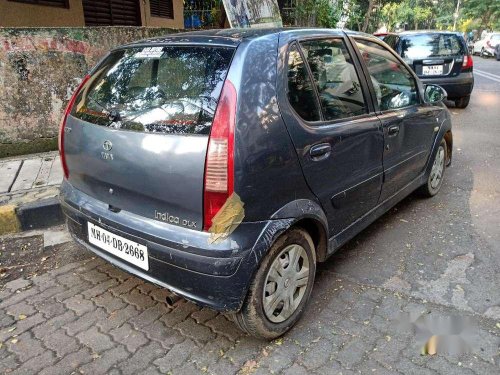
[
  {"x1": 384, "y1": 31, "x2": 474, "y2": 108},
  {"x1": 60, "y1": 28, "x2": 452, "y2": 339}
]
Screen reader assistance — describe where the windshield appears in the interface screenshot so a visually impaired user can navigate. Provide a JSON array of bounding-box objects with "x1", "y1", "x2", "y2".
[
  {"x1": 72, "y1": 46, "x2": 234, "y2": 135},
  {"x1": 401, "y1": 34, "x2": 465, "y2": 59}
]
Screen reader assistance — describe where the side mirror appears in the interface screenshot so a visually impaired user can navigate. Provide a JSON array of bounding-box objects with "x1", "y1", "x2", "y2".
[{"x1": 424, "y1": 84, "x2": 447, "y2": 104}]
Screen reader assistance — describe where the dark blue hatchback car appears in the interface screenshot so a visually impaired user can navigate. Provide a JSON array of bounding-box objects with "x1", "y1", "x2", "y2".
[{"x1": 59, "y1": 28, "x2": 452, "y2": 339}]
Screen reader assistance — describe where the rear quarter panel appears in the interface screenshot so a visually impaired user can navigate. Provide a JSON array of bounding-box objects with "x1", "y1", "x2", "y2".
[{"x1": 228, "y1": 35, "x2": 317, "y2": 222}]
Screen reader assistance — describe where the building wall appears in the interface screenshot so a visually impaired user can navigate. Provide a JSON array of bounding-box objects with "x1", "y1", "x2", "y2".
[
  {"x1": 0, "y1": 0, "x2": 85, "y2": 27},
  {"x1": 0, "y1": 0, "x2": 184, "y2": 28},
  {"x1": 141, "y1": 0, "x2": 184, "y2": 29},
  {"x1": 0, "y1": 27, "x2": 177, "y2": 157}
]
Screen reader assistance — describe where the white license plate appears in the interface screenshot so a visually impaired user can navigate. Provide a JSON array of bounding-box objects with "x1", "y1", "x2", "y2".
[
  {"x1": 422, "y1": 65, "x2": 443, "y2": 75},
  {"x1": 88, "y1": 222, "x2": 149, "y2": 270}
]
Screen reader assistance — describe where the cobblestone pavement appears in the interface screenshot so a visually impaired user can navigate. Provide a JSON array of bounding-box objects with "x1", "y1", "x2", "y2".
[{"x1": 0, "y1": 256, "x2": 498, "y2": 375}]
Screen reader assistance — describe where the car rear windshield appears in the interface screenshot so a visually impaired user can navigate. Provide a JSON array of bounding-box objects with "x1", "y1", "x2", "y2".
[
  {"x1": 71, "y1": 45, "x2": 234, "y2": 135},
  {"x1": 400, "y1": 34, "x2": 466, "y2": 59}
]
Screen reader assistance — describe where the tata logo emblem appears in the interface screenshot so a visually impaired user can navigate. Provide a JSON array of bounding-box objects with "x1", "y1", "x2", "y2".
[{"x1": 103, "y1": 140, "x2": 113, "y2": 151}]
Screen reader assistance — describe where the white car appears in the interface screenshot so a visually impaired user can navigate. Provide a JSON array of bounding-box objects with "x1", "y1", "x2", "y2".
[{"x1": 473, "y1": 33, "x2": 500, "y2": 57}]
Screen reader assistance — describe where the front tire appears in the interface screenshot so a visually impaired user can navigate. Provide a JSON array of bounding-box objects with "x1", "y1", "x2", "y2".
[
  {"x1": 233, "y1": 228, "x2": 316, "y2": 339},
  {"x1": 455, "y1": 95, "x2": 470, "y2": 108},
  {"x1": 419, "y1": 139, "x2": 447, "y2": 197}
]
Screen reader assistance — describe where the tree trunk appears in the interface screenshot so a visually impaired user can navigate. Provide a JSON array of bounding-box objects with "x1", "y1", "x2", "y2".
[{"x1": 362, "y1": 0, "x2": 375, "y2": 33}]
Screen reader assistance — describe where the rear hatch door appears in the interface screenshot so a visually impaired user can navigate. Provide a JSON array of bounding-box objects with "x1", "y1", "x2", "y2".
[
  {"x1": 64, "y1": 44, "x2": 235, "y2": 231},
  {"x1": 400, "y1": 33, "x2": 466, "y2": 78}
]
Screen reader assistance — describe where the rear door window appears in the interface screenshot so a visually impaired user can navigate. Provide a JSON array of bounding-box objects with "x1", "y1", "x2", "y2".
[
  {"x1": 400, "y1": 34, "x2": 465, "y2": 59},
  {"x1": 287, "y1": 43, "x2": 321, "y2": 122},
  {"x1": 72, "y1": 46, "x2": 234, "y2": 135},
  {"x1": 300, "y1": 38, "x2": 368, "y2": 121}
]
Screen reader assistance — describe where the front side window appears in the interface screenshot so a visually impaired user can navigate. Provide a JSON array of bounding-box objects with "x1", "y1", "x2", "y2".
[
  {"x1": 300, "y1": 39, "x2": 367, "y2": 121},
  {"x1": 287, "y1": 44, "x2": 321, "y2": 122},
  {"x1": 356, "y1": 39, "x2": 418, "y2": 111},
  {"x1": 72, "y1": 46, "x2": 234, "y2": 135}
]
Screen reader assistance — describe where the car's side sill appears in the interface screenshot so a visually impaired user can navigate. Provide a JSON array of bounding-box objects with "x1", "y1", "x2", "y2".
[{"x1": 327, "y1": 173, "x2": 425, "y2": 256}]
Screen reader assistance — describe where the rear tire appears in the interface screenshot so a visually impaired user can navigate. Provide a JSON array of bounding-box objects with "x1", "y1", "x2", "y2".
[
  {"x1": 455, "y1": 95, "x2": 470, "y2": 109},
  {"x1": 481, "y1": 48, "x2": 486, "y2": 58},
  {"x1": 233, "y1": 228, "x2": 316, "y2": 339},
  {"x1": 418, "y1": 139, "x2": 447, "y2": 198}
]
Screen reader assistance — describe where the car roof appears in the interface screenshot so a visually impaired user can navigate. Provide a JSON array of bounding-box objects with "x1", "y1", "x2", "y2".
[
  {"x1": 398, "y1": 30, "x2": 463, "y2": 36},
  {"x1": 123, "y1": 28, "x2": 374, "y2": 48}
]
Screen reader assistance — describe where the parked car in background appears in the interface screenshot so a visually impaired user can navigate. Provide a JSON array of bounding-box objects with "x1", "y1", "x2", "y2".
[
  {"x1": 472, "y1": 32, "x2": 500, "y2": 57},
  {"x1": 59, "y1": 28, "x2": 452, "y2": 339},
  {"x1": 385, "y1": 31, "x2": 474, "y2": 108},
  {"x1": 373, "y1": 32, "x2": 397, "y2": 41}
]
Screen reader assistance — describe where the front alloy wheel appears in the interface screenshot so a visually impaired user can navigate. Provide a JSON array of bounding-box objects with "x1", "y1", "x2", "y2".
[{"x1": 419, "y1": 138, "x2": 447, "y2": 197}]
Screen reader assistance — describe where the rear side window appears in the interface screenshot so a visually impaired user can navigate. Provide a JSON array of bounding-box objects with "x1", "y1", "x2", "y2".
[
  {"x1": 287, "y1": 44, "x2": 321, "y2": 122},
  {"x1": 72, "y1": 46, "x2": 234, "y2": 135},
  {"x1": 400, "y1": 34, "x2": 466, "y2": 59},
  {"x1": 300, "y1": 38, "x2": 367, "y2": 121}
]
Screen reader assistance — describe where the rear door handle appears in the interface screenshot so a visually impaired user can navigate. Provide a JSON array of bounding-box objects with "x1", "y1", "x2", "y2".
[
  {"x1": 388, "y1": 125, "x2": 400, "y2": 136},
  {"x1": 309, "y1": 143, "x2": 332, "y2": 160}
]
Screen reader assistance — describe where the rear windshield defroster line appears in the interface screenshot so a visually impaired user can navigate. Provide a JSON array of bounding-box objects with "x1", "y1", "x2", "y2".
[{"x1": 71, "y1": 45, "x2": 235, "y2": 135}]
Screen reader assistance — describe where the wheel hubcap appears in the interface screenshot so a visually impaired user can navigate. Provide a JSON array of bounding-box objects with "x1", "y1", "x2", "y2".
[
  {"x1": 263, "y1": 244, "x2": 310, "y2": 323},
  {"x1": 430, "y1": 145, "x2": 445, "y2": 189}
]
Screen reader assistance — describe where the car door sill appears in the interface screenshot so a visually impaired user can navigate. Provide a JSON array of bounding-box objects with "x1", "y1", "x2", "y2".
[{"x1": 326, "y1": 172, "x2": 425, "y2": 256}]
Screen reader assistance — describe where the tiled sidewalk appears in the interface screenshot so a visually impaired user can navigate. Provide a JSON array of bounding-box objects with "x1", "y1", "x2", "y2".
[{"x1": 0, "y1": 152, "x2": 62, "y2": 207}]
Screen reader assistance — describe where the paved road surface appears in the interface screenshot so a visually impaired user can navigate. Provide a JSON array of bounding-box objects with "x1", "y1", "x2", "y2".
[{"x1": 0, "y1": 57, "x2": 499, "y2": 375}]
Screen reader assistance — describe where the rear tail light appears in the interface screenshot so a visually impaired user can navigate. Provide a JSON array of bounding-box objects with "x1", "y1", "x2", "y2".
[
  {"x1": 462, "y1": 55, "x2": 473, "y2": 70},
  {"x1": 58, "y1": 74, "x2": 90, "y2": 179},
  {"x1": 203, "y1": 80, "x2": 237, "y2": 231}
]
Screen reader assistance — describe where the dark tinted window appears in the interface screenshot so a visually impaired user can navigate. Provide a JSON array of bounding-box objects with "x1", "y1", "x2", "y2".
[
  {"x1": 401, "y1": 34, "x2": 466, "y2": 59},
  {"x1": 356, "y1": 39, "x2": 418, "y2": 111},
  {"x1": 72, "y1": 46, "x2": 234, "y2": 135},
  {"x1": 300, "y1": 39, "x2": 367, "y2": 121},
  {"x1": 287, "y1": 44, "x2": 321, "y2": 122}
]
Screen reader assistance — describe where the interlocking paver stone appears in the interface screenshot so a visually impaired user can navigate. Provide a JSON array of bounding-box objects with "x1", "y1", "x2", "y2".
[
  {"x1": 5, "y1": 301, "x2": 36, "y2": 318},
  {"x1": 6, "y1": 331, "x2": 45, "y2": 362},
  {"x1": 4, "y1": 278, "x2": 32, "y2": 292},
  {"x1": 93, "y1": 291, "x2": 127, "y2": 313},
  {"x1": 110, "y1": 323, "x2": 149, "y2": 353},
  {"x1": 43, "y1": 328, "x2": 80, "y2": 357},
  {"x1": 64, "y1": 295, "x2": 95, "y2": 316},
  {"x1": 0, "y1": 258, "x2": 497, "y2": 375},
  {"x1": 118, "y1": 341, "x2": 165, "y2": 375},
  {"x1": 77, "y1": 326, "x2": 115, "y2": 353},
  {"x1": 38, "y1": 348, "x2": 93, "y2": 375},
  {"x1": 152, "y1": 339, "x2": 197, "y2": 373},
  {"x1": 78, "y1": 346, "x2": 129, "y2": 375}
]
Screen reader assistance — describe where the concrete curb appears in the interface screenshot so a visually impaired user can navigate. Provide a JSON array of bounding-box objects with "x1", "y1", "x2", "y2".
[{"x1": 0, "y1": 197, "x2": 64, "y2": 235}]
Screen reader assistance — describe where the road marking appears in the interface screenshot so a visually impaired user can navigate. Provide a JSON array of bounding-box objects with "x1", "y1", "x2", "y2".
[
  {"x1": 475, "y1": 69, "x2": 500, "y2": 83},
  {"x1": 475, "y1": 69, "x2": 500, "y2": 79}
]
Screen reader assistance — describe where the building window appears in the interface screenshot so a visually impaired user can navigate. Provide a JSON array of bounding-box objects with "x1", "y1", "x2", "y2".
[
  {"x1": 82, "y1": 0, "x2": 141, "y2": 26},
  {"x1": 150, "y1": 0, "x2": 174, "y2": 19},
  {"x1": 8, "y1": 0, "x2": 69, "y2": 8}
]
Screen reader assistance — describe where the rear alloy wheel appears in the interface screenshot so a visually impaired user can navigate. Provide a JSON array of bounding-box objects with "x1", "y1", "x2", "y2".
[
  {"x1": 232, "y1": 228, "x2": 316, "y2": 339},
  {"x1": 419, "y1": 139, "x2": 447, "y2": 197},
  {"x1": 455, "y1": 95, "x2": 470, "y2": 109}
]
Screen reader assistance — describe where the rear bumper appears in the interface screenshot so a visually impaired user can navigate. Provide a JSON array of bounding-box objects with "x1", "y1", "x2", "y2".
[
  {"x1": 60, "y1": 181, "x2": 284, "y2": 312},
  {"x1": 420, "y1": 73, "x2": 474, "y2": 99}
]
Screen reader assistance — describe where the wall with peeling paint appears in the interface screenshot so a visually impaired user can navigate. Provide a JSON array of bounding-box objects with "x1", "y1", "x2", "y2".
[{"x1": 0, "y1": 27, "x2": 177, "y2": 158}]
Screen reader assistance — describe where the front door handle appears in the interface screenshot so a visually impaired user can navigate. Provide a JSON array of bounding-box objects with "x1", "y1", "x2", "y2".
[
  {"x1": 309, "y1": 143, "x2": 332, "y2": 160},
  {"x1": 388, "y1": 125, "x2": 400, "y2": 136}
]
